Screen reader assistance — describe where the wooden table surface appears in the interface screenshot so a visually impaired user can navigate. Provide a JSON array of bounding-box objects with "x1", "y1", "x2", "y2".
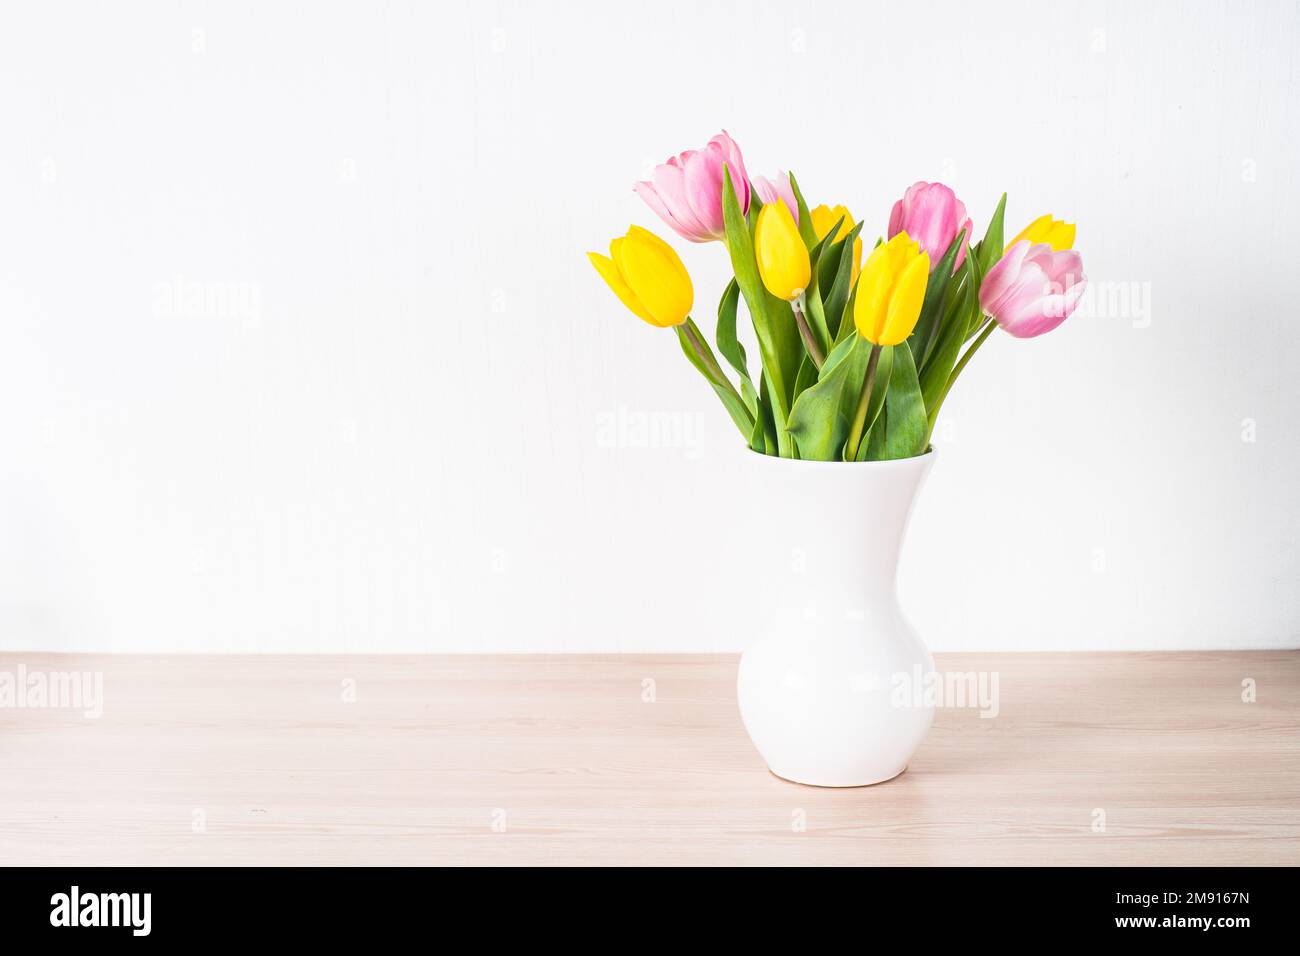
[{"x1": 1, "y1": 652, "x2": 1297, "y2": 866}]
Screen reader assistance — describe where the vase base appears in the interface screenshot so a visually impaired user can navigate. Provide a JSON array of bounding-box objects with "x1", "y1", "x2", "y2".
[{"x1": 766, "y1": 764, "x2": 908, "y2": 788}]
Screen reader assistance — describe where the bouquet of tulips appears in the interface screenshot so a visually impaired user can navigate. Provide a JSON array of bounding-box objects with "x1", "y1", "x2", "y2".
[{"x1": 588, "y1": 131, "x2": 1087, "y2": 461}]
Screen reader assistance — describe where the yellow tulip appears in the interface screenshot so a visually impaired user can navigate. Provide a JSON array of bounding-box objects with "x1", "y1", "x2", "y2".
[
  {"x1": 853, "y1": 233, "x2": 930, "y2": 346},
  {"x1": 1006, "y1": 214, "x2": 1076, "y2": 252},
  {"x1": 811, "y1": 204, "x2": 864, "y2": 283},
  {"x1": 754, "y1": 202, "x2": 811, "y2": 301},
  {"x1": 588, "y1": 225, "x2": 693, "y2": 328},
  {"x1": 810, "y1": 204, "x2": 851, "y2": 243}
]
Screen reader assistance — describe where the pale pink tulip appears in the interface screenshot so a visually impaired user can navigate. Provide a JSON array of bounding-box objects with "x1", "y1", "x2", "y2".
[
  {"x1": 979, "y1": 240, "x2": 1087, "y2": 339},
  {"x1": 752, "y1": 171, "x2": 798, "y2": 223},
  {"x1": 634, "y1": 131, "x2": 750, "y2": 243},
  {"x1": 887, "y1": 181, "x2": 972, "y2": 273}
]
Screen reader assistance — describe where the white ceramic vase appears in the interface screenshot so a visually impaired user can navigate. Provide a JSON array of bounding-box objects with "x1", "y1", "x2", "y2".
[{"x1": 736, "y1": 448, "x2": 936, "y2": 787}]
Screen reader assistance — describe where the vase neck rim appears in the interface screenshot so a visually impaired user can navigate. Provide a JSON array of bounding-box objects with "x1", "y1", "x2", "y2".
[{"x1": 742, "y1": 446, "x2": 936, "y2": 470}]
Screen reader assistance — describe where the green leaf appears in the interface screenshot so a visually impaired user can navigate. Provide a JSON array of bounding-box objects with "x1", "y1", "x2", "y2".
[
  {"x1": 824, "y1": 221, "x2": 864, "y2": 343},
  {"x1": 792, "y1": 353, "x2": 819, "y2": 404},
  {"x1": 816, "y1": 223, "x2": 847, "y2": 294},
  {"x1": 715, "y1": 277, "x2": 745, "y2": 372},
  {"x1": 714, "y1": 278, "x2": 758, "y2": 417},
  {"x1": 786, "y1": 336, "x2": 861, "y2": 461},
  {"x1": 803, "y1": 293, "x2": 829, "y2": 345},
  {"x1": 963, "y1": 253, "x2": 988, "y2": 343},
  {"x1": 967, "y1": 196, "x2": 1003, "y2": 342},
  {"x1": 918, "y1": 256, "x2": 977, "y2": 413},
  {"x1": 862, "y1": 345, "x2": 893, "y2": 439},
  {"x1": 858, "y1": 407, "x2": 882, "y2": 460},
  {"x1": 833, "y1": 271, "x2": 860, "y2": 346},
  {"x1": 974, "y1": 191, "x2": 1007, "y2": 279},
  {"x1": 752, "y1": 372, "x2": 779, "y2": 455},
  {"x1": 864, "y1": 343, "x2": 928, "y2": 460},
  {"x1": 787, "y1": 171, "x2": 818, "y2": 250},
  {"x1": 675, "y1": 319, "x2": 753, "y2": 439},
  {"x1": 845, "y1": 344, "x2": 894, "y2": 461},
  {"x1": 786, "y1": 336, "x2": 892, "y2": 461},
  {"x1": 906, "y1": 232, "x2": 963, "y2": 374},
  {"x1": 808, "y1": 213, "x2": 845, "y2": 299},
  {"x1": 722, "y1": 168, "x2": 801, "y2": 456},
  {"x1": 800, "y1": 232, "x2": 835, "y2": 357}
]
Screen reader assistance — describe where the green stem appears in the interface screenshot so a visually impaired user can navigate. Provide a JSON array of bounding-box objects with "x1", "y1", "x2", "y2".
[
  {"x1": 682, "y1": 320, "x2": 735, "y2": 396},
  {"x1": 925, "y1": 317, "x2": 996, "y2": 442},
  {"x1": 682, "y1": 319, "x2": 754, "y2": 431},
  {"x1": 791, "y1": 298, "x2": 825, "y2": 368},
  {"x1": 845, "y1": 343, "x2": 882, "y2": 461}
]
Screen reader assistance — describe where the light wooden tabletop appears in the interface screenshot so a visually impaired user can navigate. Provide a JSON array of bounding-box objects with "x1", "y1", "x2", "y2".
[{"x1": 1, "y1": 652, "x2": 1296, "y2": 866}]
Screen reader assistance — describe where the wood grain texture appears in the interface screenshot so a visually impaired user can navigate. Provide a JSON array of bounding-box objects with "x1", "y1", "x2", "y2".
[{"x1": 1, "y1": 652, "x2": 1296, "y2": 866}]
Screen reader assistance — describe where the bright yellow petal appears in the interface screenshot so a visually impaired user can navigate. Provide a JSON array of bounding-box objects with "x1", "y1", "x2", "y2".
[
  {"x1": 1007, "y1": 214, "x2": 1051, "y2": 250},
  {"x1": 626, "y1": 224, "x2": 680, "y2": 261},
  {"x1": 1048, "y1": 220, "x2": 1076, "y2": 251},
  {"x1": 755, "y1": 202, "x2": 810, "y2": 301},
  {"x1": 810, "y1": 204, "x2": 854, "y2": 243},
  {"x1": 626, "y1": 225, "x2": 695, "y2": 298},
  {"x1": 853, "y1": 241, "x2": 895, "y2": 343},
  {"x1": 830, "y1": 205, "x2": 854, "y2": 242},
  {"x1": 880, "y1": 231, "x2": 922, "y2": 277},
  {"x1": 1008, "y1": 214, "x2": 1075, "y2": 252},
  {"x1": 879, "y1": 248, "x2": 930, "y2": 346},
  {"x1": 588, "y1": 250, "x2": 658, "y2": 326},
  {"x1": 810, "y1": 205, "x2": 831, "y2": 240},
  {"x1": 617, "y1": 228, "x2": 693, "y2": 327}
]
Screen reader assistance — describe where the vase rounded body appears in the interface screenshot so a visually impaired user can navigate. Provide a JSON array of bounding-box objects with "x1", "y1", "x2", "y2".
[{"x1": 736, "y1": 449, "x2": 936, "y2": 787}]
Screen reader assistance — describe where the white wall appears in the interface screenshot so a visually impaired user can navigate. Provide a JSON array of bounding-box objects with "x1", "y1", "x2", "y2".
[{"x1": 1, "y1": 0, "x2": 1296, "y2": 653}]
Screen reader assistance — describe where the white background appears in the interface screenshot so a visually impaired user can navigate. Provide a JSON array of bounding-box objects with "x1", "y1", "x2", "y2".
[{"x1": 1, "y1": 1, "x2": 1296, "y2": 653}]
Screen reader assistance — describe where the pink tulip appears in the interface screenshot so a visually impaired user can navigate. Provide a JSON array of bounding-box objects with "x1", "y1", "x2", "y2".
[
  {"x1": 634, "y1": 131, "x2": 750, "y2": 243},
  {"x1": 978, "y1": 240, "x2": 1087, "y2": 339},
  {"x1": 752, "y1": 171, "x2": 798, "y2": 223},
  {"x1": 887, "y1": 181, "x2": 972, "y2": 273}
]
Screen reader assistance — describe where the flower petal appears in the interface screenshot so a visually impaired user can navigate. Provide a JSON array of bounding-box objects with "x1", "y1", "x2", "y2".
[
  {"x1": 618, "y1": 228, "x2": 693, "y2": 326},
  {"x1": 979, "y1": 240, "x2": 1032, "y2": 315},
  {"x1": 880, "y1": 245, "x2": 930, "y2": 345},
  {"x1": 589, "y1": 248, "x2": 657, "y2": 326}
]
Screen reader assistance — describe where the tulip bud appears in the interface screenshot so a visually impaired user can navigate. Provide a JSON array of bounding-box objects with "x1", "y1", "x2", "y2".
[
  {"x1": 810, "y1": 204, "x2": 863, "y2": 282},
  {"x1": 1005, "y1": 214, "x2": 1076, "y2": 252},
  {"x1": 753, "y1": 171, "x2": 799, "y2": 222},
  {"x1": 979, "y1": 240, "x2": 1086, "y2": 338},
  {"x1": 754, "y1": 202, "x2": 811, "y2": 302},
  {"x1": 887, "y1": 181, "x2": 972, "y2": 274},
  {"x1": 853, "y1": 233, "x2": 930, "y2": 346},
  {"x1": 633, "y1": 132, "x2": 750, "y2": 244},
  {"x1": 588, "y1": 225, "x2": 694, "y2": 328}
]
